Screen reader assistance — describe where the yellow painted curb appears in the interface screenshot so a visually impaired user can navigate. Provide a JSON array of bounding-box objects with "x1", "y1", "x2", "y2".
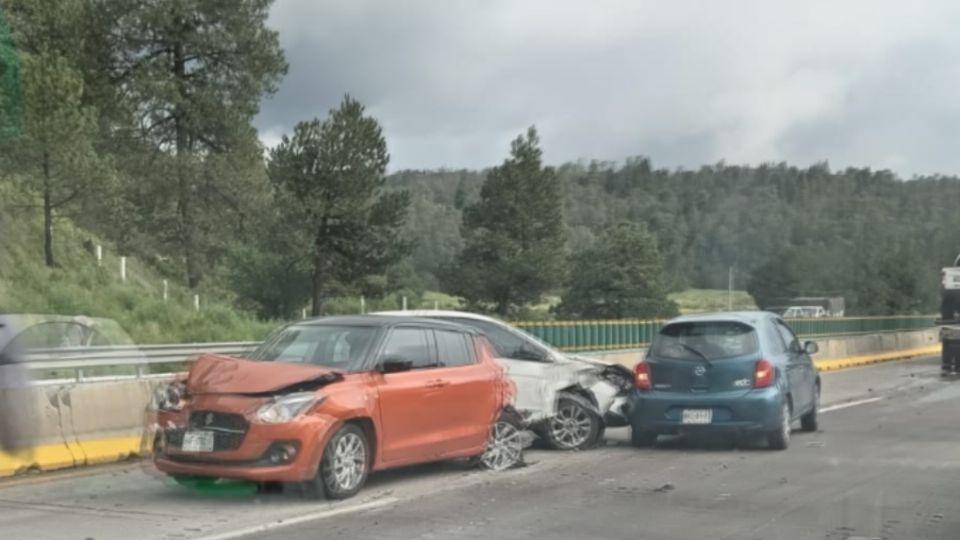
[
  {"x1": 0, "y1": 435, "x2": 144, "y2": 478},
  {"x1": 814, "y1": 344, "x2": 941, "y2": 372}
]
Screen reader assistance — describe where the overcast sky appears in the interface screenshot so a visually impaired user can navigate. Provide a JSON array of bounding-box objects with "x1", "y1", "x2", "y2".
[{"x1": 257, "y1": 1, "x2": 960, "y2": 176}]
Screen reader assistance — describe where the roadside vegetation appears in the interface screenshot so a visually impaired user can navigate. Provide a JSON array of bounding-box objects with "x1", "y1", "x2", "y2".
[{"x1": 669, "y1": 289, "x2": 758, "y2": 315}]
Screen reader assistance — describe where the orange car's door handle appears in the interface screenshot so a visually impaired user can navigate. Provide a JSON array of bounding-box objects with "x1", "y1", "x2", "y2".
[{"x1": 426, "y1": 379, "x2": 450, "y2": 389}]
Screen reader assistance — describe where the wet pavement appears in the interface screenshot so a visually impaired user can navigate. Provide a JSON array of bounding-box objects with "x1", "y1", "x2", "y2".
[{"x1": 1, "y1": 356, "x2": 958, "y2": 540}]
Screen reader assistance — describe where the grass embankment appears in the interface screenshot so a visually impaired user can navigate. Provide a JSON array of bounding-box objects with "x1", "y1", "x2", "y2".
[
  {"x1": 668, "y1": 288, "x2": 758, "y2": 315},
  {"x1": 0, "y1": 194, "x2": 274, "y2": 343}
]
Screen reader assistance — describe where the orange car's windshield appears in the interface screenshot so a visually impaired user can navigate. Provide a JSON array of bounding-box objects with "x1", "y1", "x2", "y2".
[{"x1": 250, "y1": 324, "x2": 377, "y2": 370}]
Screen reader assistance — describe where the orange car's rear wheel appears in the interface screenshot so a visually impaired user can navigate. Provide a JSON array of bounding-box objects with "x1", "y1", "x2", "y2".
[
  {"x1": 304, "y1": 424, "x2": 370, "y2": 500},
  {"x1": 479, "y1": 410, "x2": 524, "y2": 471}
]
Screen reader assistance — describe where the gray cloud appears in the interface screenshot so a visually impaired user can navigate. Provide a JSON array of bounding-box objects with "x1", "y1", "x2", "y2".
[{"x1": 257, "y1": 0, "x2": 960, "y2": 176}]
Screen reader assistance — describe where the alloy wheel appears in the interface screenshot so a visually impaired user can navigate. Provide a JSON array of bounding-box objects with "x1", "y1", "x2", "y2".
[
  {"x1": 481, "y1": 420, "x2": 522, "y2": 471},
  {"x1": 548, "y1": 403, "x2": 593, "y2": 449},
  {"x1": 324, "y1": 432, "x2": 367, "y2": 492}
]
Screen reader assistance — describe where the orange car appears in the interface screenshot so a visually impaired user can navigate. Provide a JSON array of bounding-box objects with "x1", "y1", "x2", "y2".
[{"x1": 151, "y1": 316, "x2": 521, "y2": 499}]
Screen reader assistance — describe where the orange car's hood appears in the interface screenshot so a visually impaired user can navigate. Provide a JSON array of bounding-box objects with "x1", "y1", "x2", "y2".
[{"x1": 185, "y1": 353, "x2": 344, "y2": 395}]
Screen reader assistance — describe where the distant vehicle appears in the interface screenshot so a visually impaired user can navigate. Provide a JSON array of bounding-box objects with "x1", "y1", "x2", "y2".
[
  {"x1": 766, "y1": 297, "x2": 844, "y2": 317},
  {"x1": 627, "y1": 311, "x2": 820, "y2": 450},
  {"x1": 782, "y1": 306, "x2": 827, "y2": 318},
  {"x1": 938, "y1": 254, "x2": 960, "y2": 376},
  {"x1": 376, "y1": 310, "x2": 634, "y2": 450},
  {"x1": 940, "y1": 254, "x2": 960, "y2": 320},
  {"x1": 152, "y1": 316, "x2": 522, "y2": 500}
]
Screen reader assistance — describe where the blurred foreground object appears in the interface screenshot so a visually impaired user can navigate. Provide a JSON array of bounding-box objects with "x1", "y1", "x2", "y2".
[{"x1": 0, "y1": 315, "x2": 36, "y2": 455}]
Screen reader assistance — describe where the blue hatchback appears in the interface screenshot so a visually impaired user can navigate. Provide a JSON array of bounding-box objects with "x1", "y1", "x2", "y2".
[{"x1": 627, "y1": 311, "x2": 820, "y2": 450}]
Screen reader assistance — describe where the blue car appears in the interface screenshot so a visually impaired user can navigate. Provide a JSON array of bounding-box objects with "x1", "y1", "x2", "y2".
[{"x1": 627, "y1": 311, "x2": 820, "y2": 450}]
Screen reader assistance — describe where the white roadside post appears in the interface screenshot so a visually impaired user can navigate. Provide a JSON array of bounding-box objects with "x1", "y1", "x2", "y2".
[
  {"x1": 727, "y1": 266, "x2": 733, "y2": 311},
  {"x1": 360, "y1": 296, "x2": 366, "y2": 314},
  {"x1": 162, "y1": 280, "x2": 168, "y2": 302},
  {"x1": 402, "y1": 296, "x2": 408, "y2": 311},
  {"x1": 193, "y1": 294, "x2": 200, "y2": 312},
  {"x1": 96, "y1": 245, "x2": 102, "y2": 266},
  {"x1": 120, "y1": 256, "x2": 127, "y2": 282}
]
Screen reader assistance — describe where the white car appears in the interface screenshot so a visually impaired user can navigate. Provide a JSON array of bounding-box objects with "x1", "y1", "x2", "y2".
[{"x1": 375, "y1": 310, "x2": 633, "y2": 450}]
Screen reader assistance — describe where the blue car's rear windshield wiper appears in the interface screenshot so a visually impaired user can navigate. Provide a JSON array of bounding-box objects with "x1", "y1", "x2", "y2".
[{"x1": 679, "y1": 343, "x2": 713, "y2": 367}]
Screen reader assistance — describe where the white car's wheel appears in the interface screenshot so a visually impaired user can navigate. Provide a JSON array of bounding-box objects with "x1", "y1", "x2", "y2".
[{"x1": 543, "y1": 395, "x2": 601, "y2": 450}]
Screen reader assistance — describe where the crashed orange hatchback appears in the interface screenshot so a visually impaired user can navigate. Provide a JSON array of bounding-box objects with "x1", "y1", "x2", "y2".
[{"x1": 151, "y1": 316, "x2": 521, "y2": 499}]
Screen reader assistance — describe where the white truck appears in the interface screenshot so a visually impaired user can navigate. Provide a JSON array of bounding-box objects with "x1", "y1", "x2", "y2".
[{"x1": 939, "y1": 254, "x2": 960, "y2": 375}]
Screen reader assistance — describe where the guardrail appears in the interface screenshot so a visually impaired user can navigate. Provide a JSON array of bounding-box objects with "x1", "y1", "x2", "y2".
[
  {"x1": 22, "y1": 342, "x2": 254, "y2": 382},
  {"x1": 19, "y1": 315, "x2": 938, "y2": 380}
]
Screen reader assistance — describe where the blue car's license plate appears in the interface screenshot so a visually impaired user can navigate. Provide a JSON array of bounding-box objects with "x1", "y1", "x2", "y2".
[{"x1": 681, "y1": 409, "x2": 713, "y2": 425}]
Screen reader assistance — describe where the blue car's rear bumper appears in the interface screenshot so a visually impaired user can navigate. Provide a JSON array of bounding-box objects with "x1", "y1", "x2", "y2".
[{"x1": 627, "y1": 387, "x2": 784, "y2": 434}]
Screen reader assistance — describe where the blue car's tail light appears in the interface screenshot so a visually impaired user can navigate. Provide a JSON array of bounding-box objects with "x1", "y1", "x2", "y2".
[
  {"x1": 753, "y1": 359, "x2": 774, "y2": 388},
  {"x1": 634, "y1": 361, "x2": 653, "y2": 391}
]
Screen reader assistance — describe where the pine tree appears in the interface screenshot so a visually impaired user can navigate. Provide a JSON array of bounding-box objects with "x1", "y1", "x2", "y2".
[
  {"x1": 446, "y1": 127, "x2": 566, "y2": 315},
  {"x1": 557, "y1": 222, "x2": 678, "y2": 319},
  {"x1": 268, "y1": 96, "x2": 412, "y2": 315}
]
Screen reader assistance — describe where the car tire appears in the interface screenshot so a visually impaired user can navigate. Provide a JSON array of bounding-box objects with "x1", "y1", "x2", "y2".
[
  {"x1": 800, "y1": 385, "x2": 820, "y2": 432},
  {"x1": 304, "y1": 423, "x2": 370, "y2": 500},
  {"x1": 767, "y1": 401, "x2": 791, "y2": 450},
  {"x1": 542, "y1": 394, "x2": 602, "y2": 450},
  {"x1": 479, "y1": 409, "x2": 525, "y2": 471},
  {"x1": 630, "y1": 428, "x2": 657, "y2": 447}
]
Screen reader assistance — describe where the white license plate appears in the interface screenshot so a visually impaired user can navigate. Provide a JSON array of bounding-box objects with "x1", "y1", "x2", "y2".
[
  {"x1": 181, "y1": 430, "x2": 215, "y2": 452},
  {"x1": 681, "y1": 409, "x2": 713, "y2": 425}
]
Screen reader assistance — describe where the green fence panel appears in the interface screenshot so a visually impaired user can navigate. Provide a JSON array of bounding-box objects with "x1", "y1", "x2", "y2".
[{"x1": 509, "y1": 316, "x2": 937, "y2": 352}]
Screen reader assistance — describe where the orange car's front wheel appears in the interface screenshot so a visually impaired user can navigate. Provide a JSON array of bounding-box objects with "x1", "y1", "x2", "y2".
[{"x1": 304, "y1": 424, "x2": 370, "y2": 500}]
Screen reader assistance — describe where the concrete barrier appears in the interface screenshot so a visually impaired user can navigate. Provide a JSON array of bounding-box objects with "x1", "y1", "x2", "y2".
[
  {"x1": 0, "y1": 380, "x2": 158, "y2": 477},
  {"x1": 0, "y1": 328, "x2": 943, "y2": 478}
]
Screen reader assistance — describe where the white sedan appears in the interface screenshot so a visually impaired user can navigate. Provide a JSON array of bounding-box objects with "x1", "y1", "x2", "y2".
[{"x1": 375, "y1": 310, "x2": 633, "y2": 450}]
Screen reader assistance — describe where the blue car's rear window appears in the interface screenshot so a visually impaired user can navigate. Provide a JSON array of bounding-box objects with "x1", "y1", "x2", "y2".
[{"x1": 651, "y1": 321, "x2": 759, "y2": 360}]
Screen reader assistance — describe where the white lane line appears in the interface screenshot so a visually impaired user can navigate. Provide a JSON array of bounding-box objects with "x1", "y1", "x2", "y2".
[
  {"x1": 819, "y1": 397, "x2": 883, "y2": 414},
  {"x1": 192, "y1": 496, "x2": 399, "y2": 540}
]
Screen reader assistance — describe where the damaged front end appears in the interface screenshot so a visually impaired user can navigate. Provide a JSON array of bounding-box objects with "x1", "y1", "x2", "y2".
[
  {"x1": 565, "y1": 354, "x2": 635, "y2": 421},
  {"x1": 144, "y1": 354, "x2": 345, "y2": 483}
]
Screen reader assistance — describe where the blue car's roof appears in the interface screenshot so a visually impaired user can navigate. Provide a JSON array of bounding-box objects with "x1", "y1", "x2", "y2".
[{"x1": 668, "y1": 311, "x2": 773, "y2": 327}]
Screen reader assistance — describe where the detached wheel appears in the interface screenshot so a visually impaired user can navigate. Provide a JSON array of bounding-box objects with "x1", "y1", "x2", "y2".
[
  {"x1": 800, "y1": 384, "x2": 820, "y2": 432},
  {"x1": 543, "y1": 395, "x2": 602, "y2": 450},
  {"x1": 305, "y1": 424, "x2": 369, "y2": 500},
  {"x1": 480, "y1": 410, "x2": 524, "y2": 471},
  {"x1": 767, "y1": 402, "x2": 791, "y2": 450}
]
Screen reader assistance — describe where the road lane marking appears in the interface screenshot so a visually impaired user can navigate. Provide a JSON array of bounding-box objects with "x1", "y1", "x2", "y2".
[
  {"x1": 819, "y1": 397, "x2": 883, "y2": 413},
  {"x1": 192, "y1": 496, "x2": 399, "y2": 540}
]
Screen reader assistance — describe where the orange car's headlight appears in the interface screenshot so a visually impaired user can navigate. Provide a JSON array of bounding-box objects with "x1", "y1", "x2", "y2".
[{"x1": 256, "y1": 392, "x2": 325, "y2": 424}]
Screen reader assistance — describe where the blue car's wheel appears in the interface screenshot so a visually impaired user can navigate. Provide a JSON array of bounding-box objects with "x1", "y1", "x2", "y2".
[
  {"x1": 767, "y1": 402, "x2": 791, "y2": 450},
  {"x1": 801, "y1": 384, "x2": 820, "y2": 432}
]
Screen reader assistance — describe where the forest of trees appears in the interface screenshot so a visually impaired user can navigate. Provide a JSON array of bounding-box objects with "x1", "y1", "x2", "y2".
[
  {"x1": 391, "y1": 160, "x2": 960, "y2": 317},
  {"x1": 1, "y1": 1, "x2": 957, "y2": 323}
]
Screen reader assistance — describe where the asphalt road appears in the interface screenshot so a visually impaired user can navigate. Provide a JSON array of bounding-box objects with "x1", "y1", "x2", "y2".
[{"x1": 1, "y1": 355, "x2": 958, "y2": 540}]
